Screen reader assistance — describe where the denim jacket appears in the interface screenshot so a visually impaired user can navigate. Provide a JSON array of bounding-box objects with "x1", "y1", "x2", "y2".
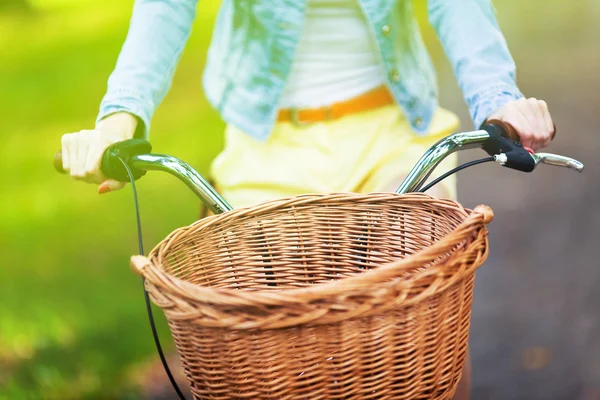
[{"x1": 97, "y1": 0, "x2": 524, "y2": 141}]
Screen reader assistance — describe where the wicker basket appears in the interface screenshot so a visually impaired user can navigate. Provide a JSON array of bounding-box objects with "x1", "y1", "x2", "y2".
[{"x1": 130, "y1": 193, "x2": 493, "y2": 400}]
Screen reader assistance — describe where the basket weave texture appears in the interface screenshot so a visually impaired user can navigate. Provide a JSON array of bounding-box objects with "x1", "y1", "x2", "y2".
[{"x1": 131, "y1": 193, "x2": 493, "y2": 400}]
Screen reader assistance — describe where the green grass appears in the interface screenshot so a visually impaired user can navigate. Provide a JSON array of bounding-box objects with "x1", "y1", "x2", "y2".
[
  {"x1": 0, "y1": 1, "x2": 442, "y2": 398},
  {"x1": 0, "y1": 0, "x2": 528, "y2": 398},
  {"x1": 0, "y1": 1, "x2": 223, "y2": 398}
]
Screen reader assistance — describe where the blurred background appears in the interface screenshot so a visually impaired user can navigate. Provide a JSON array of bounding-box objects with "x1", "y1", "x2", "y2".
[{"x1": 0, "y1": 0, "x2": 598, "y2": 399}]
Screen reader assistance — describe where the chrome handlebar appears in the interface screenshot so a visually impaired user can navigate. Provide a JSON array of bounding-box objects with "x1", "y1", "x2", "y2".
[
  {"x1": 131, "y1": 154, "x2": 234, "y2": 214},
  {"x1": 394, "y1": 128, "x2": 584, "y2": 194},
  {"x1": 394, "y1": 129, "x2": 490, "y2": 194}
]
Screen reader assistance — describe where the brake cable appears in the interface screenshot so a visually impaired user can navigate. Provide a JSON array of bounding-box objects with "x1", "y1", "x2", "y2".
[
  {"x1": 118, "y1": 156, "x2": 188, "y2": 400},
  {"x1": 418, "y1": 156, "x2": 496, "y2": 193}
]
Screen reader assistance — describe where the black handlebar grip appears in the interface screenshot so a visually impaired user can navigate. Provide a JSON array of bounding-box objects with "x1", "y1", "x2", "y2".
[
  {"x1": 481, "y1": 122, "x2": 536, "y2": 172},
  {"x1": 484, "y1": 119, "x2": 556, "y2": 142},
  {"x1": 100, "y1": 139, "x2": 152, "y2": 182},
  {"x1": 482, "y1": 119, "x2": 519, "y2": 141},
  {"x1": 54, "y1": 139, "x2": 152, "y2": 182}
]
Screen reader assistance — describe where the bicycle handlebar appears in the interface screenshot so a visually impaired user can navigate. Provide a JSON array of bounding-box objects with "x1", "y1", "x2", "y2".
[
  {"x1": 131, "y1": 154, "x2": 233, "y2": 214},
  {"x1": 54, "y1": 122, "x2": 583, "y2": 210},
  {"x1": 394, "y1": 121, "x2": 578, "y2": 193},
  {"x1": 54, "y1": 139, "x2": 233, "y2": 214}
]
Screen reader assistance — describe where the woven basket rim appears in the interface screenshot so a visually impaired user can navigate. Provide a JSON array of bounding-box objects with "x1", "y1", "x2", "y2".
[{"x1": 140, "y1": 193, "x2": 493, "y2": 308}]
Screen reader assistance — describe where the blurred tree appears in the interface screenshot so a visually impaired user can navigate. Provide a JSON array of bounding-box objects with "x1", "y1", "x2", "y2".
[{"x1": 1, "y1": 0, "x2": 32, "y2": 12}]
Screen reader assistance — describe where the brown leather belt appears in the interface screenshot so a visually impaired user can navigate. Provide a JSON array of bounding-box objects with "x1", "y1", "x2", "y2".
[{"x1": 277, "y1": 86, "x2": 395, "y2": 126}]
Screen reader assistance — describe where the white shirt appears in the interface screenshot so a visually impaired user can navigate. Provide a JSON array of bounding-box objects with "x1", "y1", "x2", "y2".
[{"x1": 278, "y1": 0, "x2": 387, "y2": 108}]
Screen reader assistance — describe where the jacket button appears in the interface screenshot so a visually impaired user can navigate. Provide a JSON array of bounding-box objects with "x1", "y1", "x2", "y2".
[
  {"x1": 381, "y1": 24, "x2": 391, "y2": 36},
  {"x1": 389, "y1": 68, "x2": 400, "y2": 82},
  {"x1": 413, "y1": 117, "x2": 424, "y2": 127}
]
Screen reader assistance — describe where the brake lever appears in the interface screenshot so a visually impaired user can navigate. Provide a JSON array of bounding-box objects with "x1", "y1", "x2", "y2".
[
  {"x1": 480, "y1": 124, "x2": 584, "y2": 174},
  {"x1": 530, "y1": 153, "x2": 584, "y2": 172}
]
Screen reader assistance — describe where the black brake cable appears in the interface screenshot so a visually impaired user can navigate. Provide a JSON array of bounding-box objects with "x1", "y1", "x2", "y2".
[
  {"x1": 118, "y1": 156, "x2": 188, "y2": 400},
  {"x1": 418, "y1": 156, "x2": 495, "y2": 193}
]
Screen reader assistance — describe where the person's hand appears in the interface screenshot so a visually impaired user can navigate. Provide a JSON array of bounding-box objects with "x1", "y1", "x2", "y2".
[
  {"x1": 61, "y1": 112, "x2": 138, "y2": 194},
  {"x1": 487, "y1": 97, "x2": 555, "y2": 151}
]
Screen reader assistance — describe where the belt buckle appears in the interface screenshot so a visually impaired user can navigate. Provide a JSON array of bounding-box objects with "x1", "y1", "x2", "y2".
[
  {"x1": 289, "y1": 107, "x2": 332, "y2": 128},
  {"x1": 289, "y1": 108, "x2": 311, "y2": 128}
]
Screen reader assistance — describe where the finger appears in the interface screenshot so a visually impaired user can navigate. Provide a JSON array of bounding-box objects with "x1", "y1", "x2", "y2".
[
  {"x1": 526, "y1": 98, "x2": 547, "y2": 132},
  {"x1": 525, "y1": 98, "x2": 546, "y2": 150},
  {"x1": 514, "y1": 98, "x2": 545, "y2": 150},
  {"x1": 98, "y1": 179, "x2": 126, "y2": 195},
  {"x1": 74, "y1": 135, "x2": 89, "y2": 179},
  {"x1": 536, "y1": 100, "x2": 553, "y2": 133},
  {"x1": 69, "y1": 135, "x2": 80, "y2": 179},
  {"x1": 61, "y1": 134, "x2": 72, "y2": 173},
  {"x1": 502, "y1": 102, "x2": 535, "y2": 149},
  {"x1": 526, "y1": 98, "x2": 549, "y2": 149},
  {"x1": 84, "y1": 137, "x2": 106, "y2": 183},
  {"x1": 537, "y1": 100, "x2": 554, "y2": 147}
]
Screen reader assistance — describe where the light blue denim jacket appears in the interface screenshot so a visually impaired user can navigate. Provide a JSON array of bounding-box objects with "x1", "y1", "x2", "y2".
[{"x1": 97, "y1": 0, "x2": 524, "y2": 141}]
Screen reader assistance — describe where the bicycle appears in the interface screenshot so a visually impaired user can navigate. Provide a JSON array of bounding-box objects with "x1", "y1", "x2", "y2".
[{"x1": 55, "y1": 121, "x2": 583, "y2": 399}]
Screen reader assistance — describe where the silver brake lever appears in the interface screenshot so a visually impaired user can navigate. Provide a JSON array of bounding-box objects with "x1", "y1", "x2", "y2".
[{"x1": 530, "y1": 153, "x2": 584, "y2": 172}]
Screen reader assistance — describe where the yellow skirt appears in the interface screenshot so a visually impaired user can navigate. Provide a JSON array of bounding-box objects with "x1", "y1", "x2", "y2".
[{"x1": 211, "y1": 104, "x2": 461, "y2": 209}]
